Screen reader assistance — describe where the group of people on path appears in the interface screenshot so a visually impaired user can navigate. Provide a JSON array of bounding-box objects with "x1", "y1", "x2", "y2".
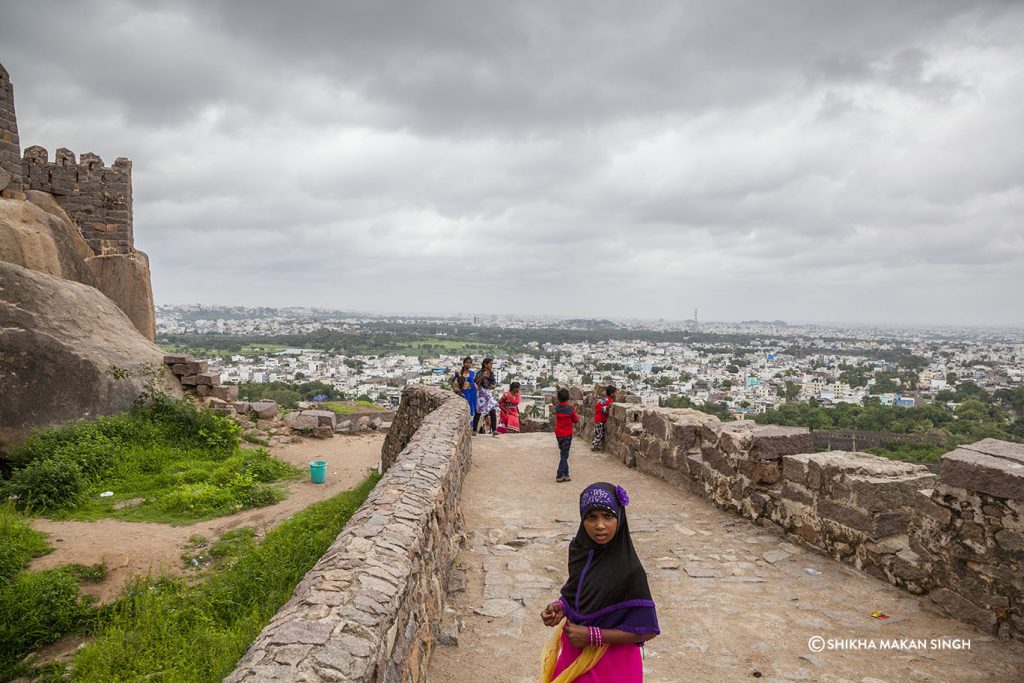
[
  {"x1": 451, "y1": 358, "x2": 657, "y2": 680},
  {"x1": 450, "y1": 356, "x2": 521, "y2": 436}
]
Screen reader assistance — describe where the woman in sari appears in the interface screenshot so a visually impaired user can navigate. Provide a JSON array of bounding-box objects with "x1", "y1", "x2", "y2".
[
  {"x1": 539, "y1": 482, "x2": 659, "y2": 682},
  {"x1": 497, "y1": 381, "x2": 522, "y2": 433}
]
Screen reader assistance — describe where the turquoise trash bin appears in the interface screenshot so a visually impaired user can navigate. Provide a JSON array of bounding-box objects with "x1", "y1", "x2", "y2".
[{"x1": 309, "y1": 460, "x2": 327, "y2": 484}]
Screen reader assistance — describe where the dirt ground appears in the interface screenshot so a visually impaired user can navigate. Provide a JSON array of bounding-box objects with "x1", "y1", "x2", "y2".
[{"x1": 28, "y1": 433, "x2": 384, "y2": 602}]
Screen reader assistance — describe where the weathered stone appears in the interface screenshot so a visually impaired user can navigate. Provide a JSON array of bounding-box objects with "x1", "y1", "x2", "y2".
[
  {"x1": 288, "y1": 414, "x2": 318, "y2": 431},
  {"x1": 0, "y1": 194, "x2": 98, "y2": 288},
  {"x1": 265, "y1": 620, "x2": 333, "y2": 646},
  {"x1": 816, "y1": 498, "x2": 866, "y2": 529},
  {"x1": 85, "y1": 251, "x2": 156, "y2": 340},
  {"x1": 994, "y1": 529, "x2": 1024, "y2": 552},
  {"x1": 303, "y1": 409, "x2": 337, "y2": 429},
  {"x1": 928, "y1": 587, "x2": 999, "y2": 633},
  {"x1": 0, "y1": 261, "x2": 180, "y2": 449},
  {"x1": 912, "y1": 489, "x2": 953, "y2": 526},
  {"x1": 940, "y1": 446, "x2": 1024, "y2": 501},
  {"x1": 212, "y1": 384, "x2": 239, "y2": 402},
  {"x1": 747, "y1": 424, "x2": 813, "y2": 460},
  {"x1": 781, "y1": 481, "x2": 814, "y2": 506},
  {"x1": 251, "y1": 401, "x2": 279, "y2": 420}
]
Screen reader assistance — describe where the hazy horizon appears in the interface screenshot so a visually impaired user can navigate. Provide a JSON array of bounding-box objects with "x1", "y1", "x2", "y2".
[
  {"x1": 154, "y1": 301, "x2": 1024, "y2": 333},
  {"x1": 3, "y1": 1, "x2": 1023, "y2": 327}
]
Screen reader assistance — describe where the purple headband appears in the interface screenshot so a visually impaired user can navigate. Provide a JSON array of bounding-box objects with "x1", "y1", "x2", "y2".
[{"x1": 579, "y1": 484, "x2": 630, "y2": 518}]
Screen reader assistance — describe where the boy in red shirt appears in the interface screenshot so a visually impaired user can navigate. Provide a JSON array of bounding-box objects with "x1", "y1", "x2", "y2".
[
  {"x1": 591, "y1": 384, "x2": 616, "y2": 451},
  {"x1": 554, "y1": 387, "x2": 579, "y2": 482}
]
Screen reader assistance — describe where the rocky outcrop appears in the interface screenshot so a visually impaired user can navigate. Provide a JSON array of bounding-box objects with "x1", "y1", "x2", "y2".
[
  {"x1": 86, "y1": 251, "x2": 156, "y2": 340},
  {"x1": 0, "y1": 196, "x2": 98, "y2": 287},
  {"x1": 0, "y1": 194, "x2": 156, "y2": 340},
  {"x1": 0, "y1": 261, "x2": 180, "y2": 450}
]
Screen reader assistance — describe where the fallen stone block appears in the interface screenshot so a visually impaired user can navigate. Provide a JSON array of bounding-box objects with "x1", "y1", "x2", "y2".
[
  {"x1": 250, "y1": 401, "x2": 279, "y2": 420},
  {"x1": 211, "y1": 385, "x2": 239, "y2": 402},
  {"x1": 302, "y1": 409, "x2": 337, "y2": 429}
]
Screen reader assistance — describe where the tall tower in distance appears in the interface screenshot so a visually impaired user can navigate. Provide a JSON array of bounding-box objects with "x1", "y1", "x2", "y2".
[{"x1": 693, "y1": 307, "x2": 698, "y2": 323}]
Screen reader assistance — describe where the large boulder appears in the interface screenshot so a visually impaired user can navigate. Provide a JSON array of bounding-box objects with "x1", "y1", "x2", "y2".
[
  {"x1": 0, "y1": 195, "x2": 98, "y2": 287},
  {"x1": 85, "y1": 251, "x2": 157, "y2": 341},
  {"x1": 0, "y1": 261, "x2": 180, "y2": 450},
  {"x1": 1, "y1": 193, "x2": 156, "y2": 340}
]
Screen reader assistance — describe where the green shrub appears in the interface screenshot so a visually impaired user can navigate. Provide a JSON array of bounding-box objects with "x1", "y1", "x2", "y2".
[
  {"x1": 0, "y1": 567, "x2": 94, "y2": 678},
  {"x1": 5, "y1": 396, "x2": 294, "y2": 524},
  {"x1": 236, "y1": 449, "x2": 299, "y2": 483},
  {"x1": 226, "y1": 475, "x2": 281, "y2": 509},
  {"x1": 155, "y1": 483, "x2": 237, "y2": 518},
  {"x1": 0, "y1": 505, "x2": 51, "y2": 584},
  {"x1": 52, "y1": 431, "x2": 119, "y2": 482},
  {"x1": 9, "y1": 459, "x2": 85, "y2": 513},
  {"x1": 6, "y1": 422, "x2": 93, "y2": 469}
]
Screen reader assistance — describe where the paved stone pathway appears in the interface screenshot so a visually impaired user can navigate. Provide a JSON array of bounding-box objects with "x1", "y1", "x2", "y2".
[{"x1": 427, "y1": 433, "x2": 1024, "y2": 682}]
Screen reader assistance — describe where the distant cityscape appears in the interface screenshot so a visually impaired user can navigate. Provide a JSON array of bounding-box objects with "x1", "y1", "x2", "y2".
[{"x1": 156, "y1": 305, "x2": 1024, "y2": 419}]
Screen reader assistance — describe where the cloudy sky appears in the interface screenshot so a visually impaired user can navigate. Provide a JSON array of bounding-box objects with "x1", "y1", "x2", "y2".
[{"x1": 2, "y1": 1, "x2": 1022, "y2": 325}]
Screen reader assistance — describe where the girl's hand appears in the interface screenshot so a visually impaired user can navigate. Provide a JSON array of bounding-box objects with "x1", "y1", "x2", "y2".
[
  {"x1": 563, "y1": 621, "x2": 590, "y2": 648},
  {"x1": 541, "y1": 602, "x2": 563, "y2": 626}
]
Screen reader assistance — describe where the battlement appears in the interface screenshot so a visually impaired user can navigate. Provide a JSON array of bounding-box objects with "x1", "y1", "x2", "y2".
[
  {"x1": 0, "y1": 61, "x2": 134, "y2": 255},
  {"x1": 21, "y1": 145, "x2": 133, "y2": 255}
]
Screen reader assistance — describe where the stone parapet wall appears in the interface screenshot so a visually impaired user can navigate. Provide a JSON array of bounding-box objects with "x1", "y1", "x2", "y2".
[
  {"x1": 578, "y1": 387, "x2": 1024, "y2": 640},
  {"x1": 227, "y1": 384, "x2": 472, "y2": 682},
  {"x1": 21, "y1": 146, "x2": 132, "y2": 255},
  {"x1": 909, "y1": 439, "x2": 1024, "y2": 637},
  {"x1": 381, "y1": 384, "x2": 460, "y2": 471}
]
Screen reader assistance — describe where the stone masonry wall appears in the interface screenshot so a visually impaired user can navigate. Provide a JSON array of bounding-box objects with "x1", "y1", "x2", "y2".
[
  {"x1": 227, "y1": 384, "x2": 472, "y2": 682},
  {"x1": 381, "y1": 384, "x2": 458, "y2": 471},
  {"x1": 573, "y1": 386, "x2": 1024, "y2": 640},
  {"x1": 21, "y1": 146, "x2": 133, "y2": 255},
  {"x1": 0, "y1": 63, "x2": 22, "y2": 196}
]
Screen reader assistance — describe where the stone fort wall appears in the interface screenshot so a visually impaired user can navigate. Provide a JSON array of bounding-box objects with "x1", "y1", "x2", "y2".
[
  {"x1": 21, "y1": 146, "x2": 133, "y2": 255},
  {"x1": 228, "y1": 384, "x2": 472, "y2": 682},
  {"x1": 570, "y1": 388, "x2": 1024, "y2": 640},
  {"x1": 0, "y1": 62, "x2": 134, "y2": 255}
]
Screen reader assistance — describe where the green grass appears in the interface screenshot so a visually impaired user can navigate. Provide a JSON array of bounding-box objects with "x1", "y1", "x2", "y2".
[
  {"x1": 181, "y1": 528, "x2": 256, "y2": 572},
  {"x1": 0, "y1": 504, "x2": 51, "y2": 584},
  {"x1": 322, "y1": 400, "x2": 385, "y2": 415},
  {"x1": 0, "y1": 506, "x2": 97, "y2": 681},
  {"x1": 159, "y1": 343, "x2": 290, "y2": 358},
  {"x1": 4, "y1": 397, "x2": 302, "y2": 525},
  {"x1": 395, "y1": 337, "x2": 502, "y2": 355},
  {"x1": 67, "y1": 472, "x2": 380, "y2": 682}
]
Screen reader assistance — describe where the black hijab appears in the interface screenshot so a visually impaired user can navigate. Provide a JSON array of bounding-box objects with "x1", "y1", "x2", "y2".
[{"x1": 558, "y1": 482, "x2": 660, "y2": 634}]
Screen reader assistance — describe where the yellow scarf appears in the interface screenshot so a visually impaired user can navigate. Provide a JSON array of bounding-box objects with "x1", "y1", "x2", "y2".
[{"x1": 538, "y1": 619, "x2": 609, "y2": 683}]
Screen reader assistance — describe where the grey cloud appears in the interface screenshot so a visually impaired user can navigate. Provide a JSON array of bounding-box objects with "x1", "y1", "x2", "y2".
[{"x1": 2, "y1": 1, "x2": 1023, "y2": 325}]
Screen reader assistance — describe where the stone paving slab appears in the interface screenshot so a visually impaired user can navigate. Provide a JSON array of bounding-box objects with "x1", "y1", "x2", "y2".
[{"x1": 427, "y1": 434, "x2": 1024, "y2": 682}]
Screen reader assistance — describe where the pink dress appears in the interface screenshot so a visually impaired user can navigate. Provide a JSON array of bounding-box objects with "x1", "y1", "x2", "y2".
[{"x1": 552, "y1": 632, "x2": 643, "y2": 682}]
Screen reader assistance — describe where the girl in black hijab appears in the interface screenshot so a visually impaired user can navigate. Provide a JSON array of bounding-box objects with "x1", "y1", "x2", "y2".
[{"x1": 539, "y1": 482, "x2": 659, "y2": 682}]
